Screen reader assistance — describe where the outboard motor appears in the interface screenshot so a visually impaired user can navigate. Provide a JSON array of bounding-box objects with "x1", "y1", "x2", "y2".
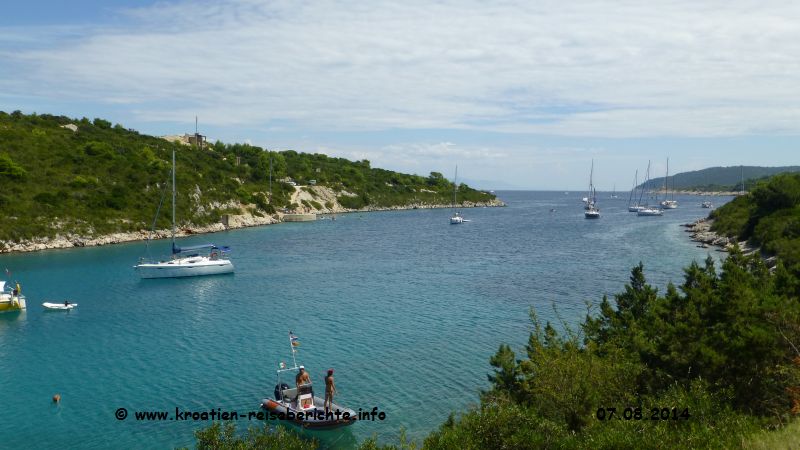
[{"x1": 274, "y1": 383, "x2": 290, "y2": 401}]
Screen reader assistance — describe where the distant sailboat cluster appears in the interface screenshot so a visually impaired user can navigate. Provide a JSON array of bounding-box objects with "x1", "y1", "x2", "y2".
[{"x1": 585, "y1": 158, "x2": 691, "y2": 218}]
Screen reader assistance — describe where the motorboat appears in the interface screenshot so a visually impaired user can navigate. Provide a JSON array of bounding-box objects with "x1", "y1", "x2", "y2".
[
  {"x1": 0, "y1": 281, "x2": 26, "y2": 313},
  {"x1": 450, "y1": 212, "x2": 464, "y2": 224},
  {"x1": 660, "y1": 200, "x2": 678, "y2": 209},
  {"x1": 135, "y1": 149, "x2": 234, "y2": 278},
  {"x1": 637, "y1": 207, "x2": 664, "y2": 216},
  {"x1": 702, "y1": 201, "x2": 713, "y2": 209},
  {"x1": 43, "y1": 302, "x2": 78, "y2": 311},
  {"x1": 261, "y1": 332, "x2": 357, "y2": 429}
]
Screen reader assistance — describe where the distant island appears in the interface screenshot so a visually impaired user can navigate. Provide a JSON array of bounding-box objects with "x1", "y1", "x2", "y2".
[
  {"x1": 0, "y1": 111, "x2": 501, "y2": 253},
  {"x1": 638, "y1": 165, "x2": 800, "y2": 193}
]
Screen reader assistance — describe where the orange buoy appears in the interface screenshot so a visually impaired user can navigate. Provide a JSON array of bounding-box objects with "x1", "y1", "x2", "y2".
[{"x1": 52, "y1": 394, "x2": 61, "y2": 403}]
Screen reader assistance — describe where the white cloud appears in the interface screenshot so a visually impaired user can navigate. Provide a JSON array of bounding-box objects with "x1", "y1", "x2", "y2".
[{"x1": 2, "y1": 0, "x2": 800, "y2": 138}]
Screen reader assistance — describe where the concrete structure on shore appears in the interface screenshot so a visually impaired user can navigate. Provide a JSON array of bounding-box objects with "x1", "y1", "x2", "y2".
[{"x1": 283, "y1": 213, "x2": 317, "y2": 222}]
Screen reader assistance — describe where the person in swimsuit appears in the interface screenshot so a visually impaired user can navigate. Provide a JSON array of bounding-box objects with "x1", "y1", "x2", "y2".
[{"x1": 324, "y1": 369, "x2": 336, "y2": 412}]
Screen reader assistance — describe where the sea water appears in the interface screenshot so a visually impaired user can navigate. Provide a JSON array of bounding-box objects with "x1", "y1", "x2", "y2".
[{"x1": 0, "y1": 192, "x2": 728, "y2": 449}]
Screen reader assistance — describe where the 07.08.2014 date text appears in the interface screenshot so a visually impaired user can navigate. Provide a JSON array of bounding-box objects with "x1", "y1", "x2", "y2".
[{"x1": 596, "y1": 407, "x2": 690, "y2": 421}]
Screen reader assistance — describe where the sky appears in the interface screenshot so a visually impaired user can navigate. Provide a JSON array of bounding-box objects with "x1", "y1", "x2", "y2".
[{"x1": 1, "y1": 0, "x2": 799, "y2": 190}]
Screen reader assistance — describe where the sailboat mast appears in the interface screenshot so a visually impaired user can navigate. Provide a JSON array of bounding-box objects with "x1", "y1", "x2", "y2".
[
  {"x1": 171, "y1": 149, "x2": 176, "y2": 250},
  {"x1": 638, "y1": 161, "x2": 650, "y2": 206},
  {"x1": 741, "y1": 165, "x2": 745, "y2": 194},
  {"x1": 453, "y1": 165, "x2": 458, "y2": 208},
  {"x1": 664, "y1": 158, "x2": 669, "y2": 198},
  {"x1": 628, "y1": 169, "x2": 638, "y2": 207},
  {"x1": 672, "y1": 174, "x2": 676, "y2": 200}
]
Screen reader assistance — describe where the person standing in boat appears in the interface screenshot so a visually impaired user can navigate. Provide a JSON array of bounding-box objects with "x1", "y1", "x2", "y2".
[
  {"x1": 296, "y1": 366, "x2": 311, "y2": 387},
  {"x1": 324, "y1": 369, "x2": 336, "y2": 412},
  {"x1": 296, "y1": 366, "x2": 313, "y2": 408}
]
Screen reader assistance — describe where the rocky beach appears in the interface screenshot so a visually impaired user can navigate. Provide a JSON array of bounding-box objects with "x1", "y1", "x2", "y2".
[
  {"x1": 682, "y1": 217, "x2": 776, "y2": 267},
  {"x1": 0, "y1": 190, "x2": 505, "y2": 254}
]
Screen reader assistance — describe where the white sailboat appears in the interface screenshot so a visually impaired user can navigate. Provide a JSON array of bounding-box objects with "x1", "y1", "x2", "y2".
[
  {"x1": 628, "y1": 169, "x2": 645, "y2": 212},
  {"x1": 135, "y1": 149, "x2": 234, "y2": 278},
  {"x1": 637, "y1": 160, "x2": 663, "y2": 216},
  {"x1": 584, "y1": 160, "x2": 600, "y2": 219},
  {"x1": 660, "y1": 158, "x2": 678, "y2": 209},
  {"x1": 450, "y1": 166, "x2": 466, "y2": 224}
]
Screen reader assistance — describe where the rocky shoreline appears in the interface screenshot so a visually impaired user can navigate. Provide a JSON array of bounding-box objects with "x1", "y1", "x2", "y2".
[
  {"x1": 0, "y1": 199, "x2": 505, "y2": 254},
  {"x1": 682, "y1": 218, "x2": 776, "y2": 268}
]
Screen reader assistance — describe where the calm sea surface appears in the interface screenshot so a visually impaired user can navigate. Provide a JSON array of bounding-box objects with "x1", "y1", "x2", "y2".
[{"x1": 0, "y1": 191, "x2": 729, "y2": 449}]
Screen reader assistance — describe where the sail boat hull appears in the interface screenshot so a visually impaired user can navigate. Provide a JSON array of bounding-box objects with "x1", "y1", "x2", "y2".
[{"x1": 136, "y1": 257, "x2": 234, "y2": 279}]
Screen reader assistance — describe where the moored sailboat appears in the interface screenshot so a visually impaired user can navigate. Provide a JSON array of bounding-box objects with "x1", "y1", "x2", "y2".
[
  {"x1": 135, "y1": 149, "x2": 234, "y2": 279},
  {"x1": 584, "y1": 160, "x2": 600, "y2": 219},
  {"x1": 660, "y1": 158, "x2": 678, "y2": 209},
  {"x1": 637, "y1": 160, "x2": 663, "y2": 216},
  {"x1": 628, "y1": 169, "x2": 645, "y2": 212},
  {"x1": 450, "y1": 166, "x2": 466, "y2": 224}
]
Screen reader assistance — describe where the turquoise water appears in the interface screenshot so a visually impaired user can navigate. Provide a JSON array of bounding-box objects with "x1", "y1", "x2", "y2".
[{"x1": 0, "y1": 192, "x2": 728, "y2": 449}]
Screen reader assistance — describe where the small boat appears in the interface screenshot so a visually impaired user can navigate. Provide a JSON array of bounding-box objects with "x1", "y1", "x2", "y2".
[
  {"x1": 43, "y1": 302, "x2": 78, "y2": 310},
  {"x1": 637, "y1": 207, "x2": 664, "y2": 216},
  {"x1": 450, "y1": 166, "x2": 466, "y2": 224},
  {"x1": 0, "y1": 281, "x2": 26, "y2": 313},
  {"x1": 261, "y1": 332, "x2": 357, "y2": 429},
  {"x1": 702, "y1": 200, "x2": 713, "y2": 209}
]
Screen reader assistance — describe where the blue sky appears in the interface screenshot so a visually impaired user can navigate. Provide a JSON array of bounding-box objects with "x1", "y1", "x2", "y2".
[{"x1": 1, "y1": 0, "x2": 799, "y2": 190}]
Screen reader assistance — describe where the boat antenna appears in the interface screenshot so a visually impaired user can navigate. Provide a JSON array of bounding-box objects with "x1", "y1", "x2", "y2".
[{"x1": 288, "y1": 330, "x2": 299, "y2": 369}]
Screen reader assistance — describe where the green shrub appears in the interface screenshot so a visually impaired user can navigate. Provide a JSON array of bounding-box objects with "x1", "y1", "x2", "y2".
[{"x1": 0, "y1": 153, "x2": 26, "y2": 179}]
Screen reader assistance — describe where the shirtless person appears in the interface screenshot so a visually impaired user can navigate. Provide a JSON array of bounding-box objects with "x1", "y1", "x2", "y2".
[
  {"x1": 324, "y1": 369, "x2": 336, "y2": 412},
  {"x1": 295, "y1": 366, "x2": 313, "y2": 408},
  {"x1": 295, "y1": 366, "x2": 311, "y2": 387}
]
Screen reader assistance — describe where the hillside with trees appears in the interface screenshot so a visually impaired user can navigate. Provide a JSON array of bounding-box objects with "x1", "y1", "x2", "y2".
[
  {"x1": 0, "y1": 111, "x2": 496, "y2": 243},
  {"x1": 710, "y1": 172, "x2": 800, "y2": 275},
  {"x1": 640, "y1": 165, "x2": 800, "y2": 193}
]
